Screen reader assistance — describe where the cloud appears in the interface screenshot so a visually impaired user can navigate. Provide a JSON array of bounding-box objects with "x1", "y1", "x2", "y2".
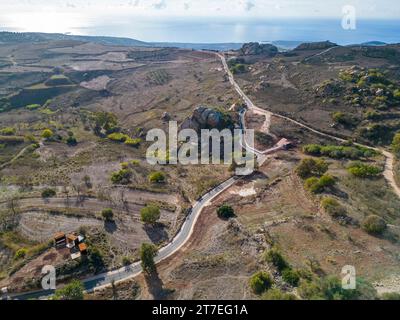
[
  {"x1": 153, "y1": 0, "x2": 167, "y2": 10},
  {"x1": 183, "y1": 2, "x2": 190, "y2": 10},
  {"x1": 244, "y1": 1, "x2": 255, "y2": 11}
]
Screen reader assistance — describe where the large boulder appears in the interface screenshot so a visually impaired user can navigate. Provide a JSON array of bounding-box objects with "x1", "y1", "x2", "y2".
[
  {"x1": 239, "y1": 42, "x2": 278, "y2": 57},
  {"x1": 181, "y1": 106, "x2": 229, "y2": 132}
]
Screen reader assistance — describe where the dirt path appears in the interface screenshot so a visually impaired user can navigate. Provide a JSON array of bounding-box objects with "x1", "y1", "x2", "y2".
[{"x1": 216, "y1": 52, "x2": 400, "y2": 200}]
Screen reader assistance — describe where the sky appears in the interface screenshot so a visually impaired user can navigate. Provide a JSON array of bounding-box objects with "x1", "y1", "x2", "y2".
[{"x1": 0, "y1": 1, "x2": 399, "y2": 42}]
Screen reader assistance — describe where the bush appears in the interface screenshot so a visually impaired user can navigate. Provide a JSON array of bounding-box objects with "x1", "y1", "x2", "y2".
[
  {"x1": 265, "y1": 248, "x2": 289, "y2": 272},
  {"x1": 66, "y1": 135, "x2": 77, "y2": 146},
  {"x1": 107, "y1": 132, "x2": 129, "y2": 142},
  {"x1": 41, "y1": 129, "x2": 54, "y2": 139},
  {"x1": 262, "y1": 288, "x2": 297, "y2": 300},
  {"x1": 0, "y1": 127, "x2": 16, "y2": 135},
  {"x1": 111, "y1": 169, "x2": 132, "y2": 185},
  {"x1": 15, "y1": 248, "x2": 27, "y2": 260},
  {"x1": 321, "y1": 197, "x2": 347, "y2": 218},
  {"x1": 362, "y1": 215, "x2": 387, "y2": 235},
  {"x1": 305, "y1": 174, "x2": 335, "y2": 194},
  {"x1": 125, "y1": 138, "x2": 142, "y2": 147},
  {"x1": 381, "y1": 292, "x2": 400, "y2": 300},
  {"x1": 122, "y1": 256, "x2": 132, "y2": 266},
  {"x1": 41, "y1": 188, "x2": 56, "y2": 198},
  {"x1": 249, "y1": 271, "x2": 273, "y2": 295},
  {"x1": 296, "y1": 158, "x2": 328, "y2": 179},
  {"x1": 26, "y1": 104, "x2": 41, "y2": 110},
  {"x1": 140, "y1": 243, "x2": 157, "y2": 274},
  {"x1": 282, "y1": 269, "x2": 300, "y2": 287},
  {"x1": 53, "y1": 280, "x2": 84, "y2": 300},
  {"x1": 217, "y1": 205, "x2": 235, "y2": 219},
  {"x1": 347, "y1": 162, "x2": 382, "y2": 178},
  {"x1": 149, "y1": 171, "x2": 166, "y2": 183},
  {"x1": 140, "y1": 205, "x2": 161, "y2": 225},
  {"x1": 392, "y1": 132, "x2": 400, "y2": 156},
  {"x1": 101, "y1": 208, "x2": 114, "y2": 221}
]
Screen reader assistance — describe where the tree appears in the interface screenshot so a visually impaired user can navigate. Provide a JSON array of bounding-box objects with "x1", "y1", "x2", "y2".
[
  {"x1": 217, "y1": 205, "x2": 235, "y2": 219},
  {"x1": 101, "y1": 208, "x2": 114, "y2": 222},
  {"x1": 148, "y1": 171, "x2": 166, "y2": 183},
  {"x1": 362, "y1": 215, "x2": 387, "y2": 235},
  {"x1": 53, "y1": 280, "x2": 84, "y2": 300},
  {"x1": 140, "y1": 243, "x2": 157, "y2": 274},
  {"x1": 41, "y1": 129, "x2": 54, "y2": 140},
  {"x1": 265, "y1": 248, "x2": 289, "y2": 272},
  {"x1": 249, "y1": 271, "x2": 273, "y2": 295},
  {"x1": 392, "y1": 132, "x2": 400, "y2": 156},
  {"x1": 282, "y1": 268, "x2": 300, "y2": 287},
  {"x1": 296, "y1": 158, "x2": 328, "y2": 179},
  {"x1": 140, "y1": 205, "x2": 161, "y2": 225},
  {"x1": 41, "y1": 188, "x2": 56, "y2": 198}
]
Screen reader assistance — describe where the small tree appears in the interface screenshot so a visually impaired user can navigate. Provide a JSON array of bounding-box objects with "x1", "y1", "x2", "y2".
[
  {"x1": 296, "y1": 158, "x2": 328, "y2": 179},
  {"x1": 217, "y1": 204, "x2": 235, "y2": 219},
  {"x1": 140, "y1": 205, "x2": 161, "y2": 225},
  {"x1": 140, "y1": 243, "x2": 157, "y2": 274},
  {"x1": 149, "y1": 171, "x2": 166, "y2": 183},
  {"x1": 53, "y1": 280, "x2": 84, "y2": 300},
  {"x1": 42, "y1": 129, "x2": 54, "y2": 140},
  {"x1": 282, "y1": 268, "x2": 300, "y2": 287},
  {"x1": 265, "y1": 248, "x2": 289, "y2": 272},
  {"x1": 41, "y1": 188, "x2": 56, "y2": 198},
  {"x1": 249, "y1": 271, "x2": 273, "y2": 295},
  {"x1": 101, "y1": 208, "x2": 114, "y2": 222},
  {"x1": 362, "y1": 215, "x2": 387, "y2": 235}
]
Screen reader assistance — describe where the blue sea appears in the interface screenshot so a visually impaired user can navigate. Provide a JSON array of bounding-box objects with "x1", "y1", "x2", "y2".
[{"x1": 71, "y1": 17, "x2": 400, "y2": 45}]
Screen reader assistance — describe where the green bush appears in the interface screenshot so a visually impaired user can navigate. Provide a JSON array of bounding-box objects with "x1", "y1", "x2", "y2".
[
  {"x1": 303, "y1": 144, "x2": 375, "y2": 160},
  {"x1": 304, "y1": 174, "x2": 335, "y2": 194},
  {"x1": 381, "y1": 292, "x2": 400, "y2": 300},
  {"x1": 261, "y1": 288, "x2": 297, "y2": 300},
  {"x1": 347, "y1": 162, "x2": 382, "y2": 178},
  {"x1": 140, "y1": 243, "x2": 157, "y2": 274},
  {"x1": 41, "y1": 188, "x2": 56, "y2": 198},
  {"x1": 217, "y1": 205, "x2": 235, "y2": 219},
  {"x1": 362, "y1": 215, "x2": 387, "y2": 235},
  {"x1": 265, "y1": 248, "x2": 289, "y2": 272},
  {"x1": 41, "y1": 129, "x2": 54, "y2": 139},
  {"x1": 107, "y1": 132, "x2": 129, "y2": 142},
  {"x1": 296, "y1": 158, "x2": 329, "y2": 179},
  {"x1": 125, "y1": 138, "x2": 142, "y2": 147},
  {"x1": 26, "y1": 104, "x2": 41, "y2": 110},
  {"x1": 66, "y1": 135, "x2": 77, "y2": 146},
  {"x1": 101, "y1": 208, "x2": 114, "y2": 221},
  {"x1": 321, "y1": 197, "x2": 346, "y2": 218},
  {"x1": 140, "y1": 205, "x2": 161, "y2": 225},
  {"x1": 0, "y1": 127, "x2": 16, "y2": 135},
  {"x1": 149, "y1": 171, "x2": 166, "y2": 183},
  {"x1": 249, "y1": 271, "x2": 273, "y2": 295},
  {"x1": 111, "y1": 169, "x2": 132, "y2": 185},
  {"x1": 392, "y1": 132, "x2": 400, "y2": 156},
  {"x1": 15, "y1": 248, "x2": 27, "y2": 260},
  {"x1": 282, "y1": 268, "x2": 300, "y2": 287},
  {"x1": 53, "y1": 280, "x2": 84, "y2": 300}
]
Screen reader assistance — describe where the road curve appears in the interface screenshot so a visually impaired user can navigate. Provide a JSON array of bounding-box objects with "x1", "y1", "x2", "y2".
[{"x1": 215, "y1": 52, "x2": 400, "y2": 200}]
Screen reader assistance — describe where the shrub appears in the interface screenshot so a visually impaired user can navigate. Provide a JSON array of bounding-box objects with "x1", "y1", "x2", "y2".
[
  {"x1": 381, "y1": 292, "x2": 400, "y2": 300},
  {"x1": 347, "y1": 162, "x2": 382, "y2": 178},
  {"x1": 140, "y1": 243, "x2": 157, "y2": 274},
  {"x1": 305, "y1": 174, "x2": 335, "y2": 194},
  {"x1": 262, "y1": 288, "x2": 297, "y2": 300},
  {"x1": 362, "y1": 215, "x2": 387, "y2": 235},
  {"x1": 15, "y1": 248, "x2": 27, "y2": 260},
  {"x1": 125, "y1": 138, "x2": 142, "y2": 147},
  {"x1": 26, "y1": 104, "x2": 41, "y2": 110},
  {"x1": 302, "y1": 144, "x2": 321, "y2": 155},
  {"x1": 0, "y1": 127, "x2": 16, "y2": 135},
  {"x1": 392, "y1": 132, "x2": 400, "y2": 156},
  {"x1": 53, "y1": 280, "x2": 84, "y2": 300},
  {"x1": 111, "y1": 169, "x2": 132, "y2": 185},
  {"x1": 149, "y1": 171, "x2": 166, "y2": 183},
  {"x1": 394, "y1": 89, "x2": 400, "y2": 99},
  {"x1": 41, "y1": 129, "x2": 54, "y2": 139},
  {"x1": 101, "y1": 208, "x2": 114, "y2": 221},
  {"x1": 265, "y1": 248, "x2": 289, "y2": 272},
  {"x1": 321, "y1": 197, "x2": 346, "y2": 218},
  {"x1": 282, "y1": 269, "x2": 300, "y2": 287},
  {"x1": 217, "y1": 205, "x2": 235, "y2": 219},
  {"x1": 107, "y1": 132, "x2": 129, "y2": 142},
  {"x1": 296, "y1": 158, "x2": 328, "y2": 179},
  {"x1": 122, "y1": 256, "x2": 132, "y2": 266},
  {"x1": 249, "y1": 271, "x2": 273, "y2": 295},
  {"x1": 140, "y1": 205, "x2": 161, "y2": 225},
  {"x1": 66, "y1": 135, "x2": 77, "y2": 146},
  {"x1": 41, "y1": 188, "x2": 56, "y2": 198}
]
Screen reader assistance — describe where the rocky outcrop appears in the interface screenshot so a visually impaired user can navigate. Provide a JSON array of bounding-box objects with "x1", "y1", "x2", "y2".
[
  {"x1": 181, "y1": 106, "x2": 231, "y2": 132},
  {"x1": 294, "y1": 41, "x2": 337, "y2": 51},
  {"x1": 239, "y1": 42, "x2": 278, "y2": 57}
]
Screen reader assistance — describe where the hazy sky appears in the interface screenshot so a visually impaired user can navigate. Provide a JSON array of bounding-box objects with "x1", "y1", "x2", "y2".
[{"x1": 0, "y1": 1, "x2": 399, "y2": 40}]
